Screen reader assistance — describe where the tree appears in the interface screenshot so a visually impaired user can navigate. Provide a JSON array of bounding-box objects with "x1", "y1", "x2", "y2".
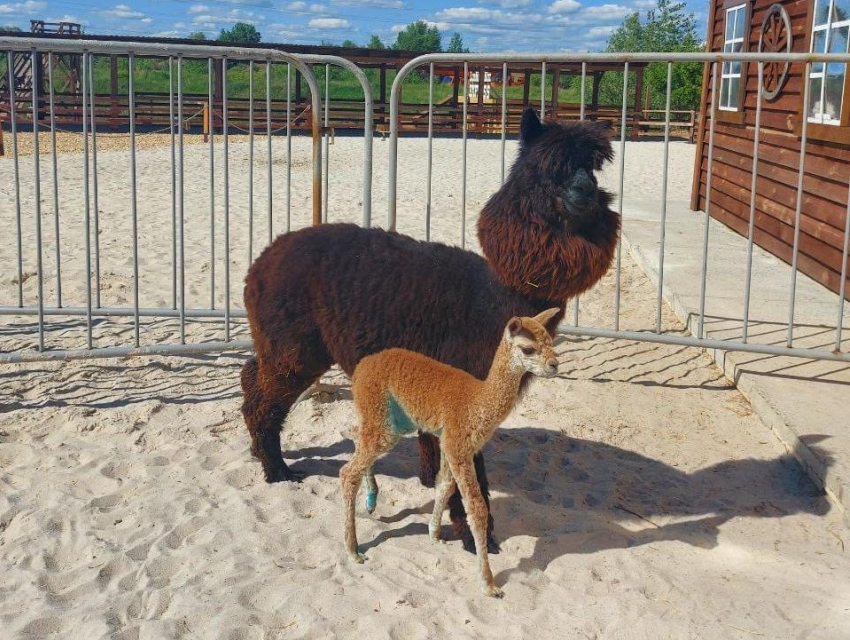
[
  {"x1": 1, "y1": 25, "x2": 22, "y2": 32},
  {"x1": 446, "y1": 32, "x2": 468, "y2": 53},
  {"x1": 341, "y1": 39, "x2": 358, "y2": 48},
  {"x1": 603, "y1": 0, "x2": 703, "y2": 110},
  {"x1": 218, "y1": 22, "x2": 261, "y2": 44},
  {"x1": 392, "y1": 21, "x2": 441, "y2": 52},
  {"x1": 366, "y1": 34, "x2": 385, "y2": 50},
  {"x1": 188, "y1": 31, "x2": 207, "y2": 40}
]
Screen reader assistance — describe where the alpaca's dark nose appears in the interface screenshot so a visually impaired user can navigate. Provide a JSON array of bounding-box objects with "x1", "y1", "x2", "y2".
[
  {"x1": 570, "y1": 168, "x2": 596, "y2": 199},
  {"x1": 546, "y1": 357, "x2": 559, "y2": 373}
]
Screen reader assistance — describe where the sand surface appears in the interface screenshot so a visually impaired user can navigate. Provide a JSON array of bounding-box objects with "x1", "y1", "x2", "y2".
[{"x1": 1, "y1": 134, "x2": 849, "y2": 639}]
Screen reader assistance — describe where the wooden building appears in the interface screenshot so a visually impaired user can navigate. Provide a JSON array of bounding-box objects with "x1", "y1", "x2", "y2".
[{"x1": 691, "y1": 0, "x2": 850, "y2": 299}]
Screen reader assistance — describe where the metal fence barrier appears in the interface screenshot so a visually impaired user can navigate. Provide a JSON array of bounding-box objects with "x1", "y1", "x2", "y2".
[
  {"x1": 387, "y1": 52, "x2": 850, "y2": 364},
  {"x1": 2, "y1": 45, "x2": 849, "y2": 365},
  {"x1": 0, "y1": 37, "x2": 373, "y2": 363}
]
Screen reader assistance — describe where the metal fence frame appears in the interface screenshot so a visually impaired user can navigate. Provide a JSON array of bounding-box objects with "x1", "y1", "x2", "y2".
[
  {"x1": 0, "y1": 37, "x2": 374, "y2": 363},
  {"x1": 1, "y1": 45, "x2": 849, "y2": 364},
  {"x1": 387, "y1": 51, "x2": 850, "y2": 364}
]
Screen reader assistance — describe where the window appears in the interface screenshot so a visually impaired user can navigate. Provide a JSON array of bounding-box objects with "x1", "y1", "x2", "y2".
[
  {"x1": 720, "y1": 4, "x2": 747, "y2": 111},
  {"x1": 809, "y1": 0, "x2": 850, "y2": 125}
]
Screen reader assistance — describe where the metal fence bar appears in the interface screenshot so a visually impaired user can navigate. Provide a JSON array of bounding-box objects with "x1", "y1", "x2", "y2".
[
  {"x1": 248, "y1": 59, "x2": 254, "y2": 264},
  {"x1": 574, "y1": 61, "x2": 587, "y2": 327},
  {"x1": 47, "y1": 52, "x2": 61, "y2": 308},
  {"x1": 8, "y1": 51, "x2": 22, "y2": 308},
  {"x1": 613, "y1": 62, "x2": 628, "y2": 331},
  {"x1": 286, "y1": 62, "x2": 292, "y2": 233},
  {"x1": 266, "y1": 60, "x2": 272, "y2": 244},
  {"x1": 88, "y1": 54, "x2": 101, "y2": 308},
  {"x1": 540, "y1": 61, "x2": 546, "y2": 122},
  {"x1": 323, "y1": 63, "x2": 330, "y2": 224},
  {"x1": 128, "y1": 53, "x2": 140, "y2": 347},
  {"x1": 223, "y1": 56, "x2": 231, "y2": 342},
  {"x1": 426, "y1": 61, "x2": 433, "y2": 241},
  {"x1": 837, "y1": 190, "x2": 850, "y2": 351},
  {"x1": 169, "y1": 57, "x2": 177, "y2": 309},
  {"x1": 208, "y1": 57, "x2": 215, "y2": 310},
  {"x1": 461, "y1": 60, "x2": 468, "y2": 248},
  {"x1": 787, "y1": 62, "x2": 811, "y2": 347},
  {"x1": 81, "y1": 51, "x2": 93, "y2": 348},
  {"x1": 697, "y1": 62, "x2": 719, "y2": 340},
  {"x1": 741, "y1": 61, "x2": 764, "y2": 344},
  {"x1": 500, "y1": 62, "x2": 507, "y2": 186},
  {"x1": 655, "y1": 62, "x2": 673, "y2": 333},
  {"x1": 178, "y1": 55, "x2": 186, "y2": 344},
  {"x1": 30, "y1": 49, "x2": 44, "y2": 351},
  {"x1": 0, "y1": 305, "x2": 248, "y2": 318},
  {"x1": 0, "y1": 341, "x2": 255, "y2": 365}
]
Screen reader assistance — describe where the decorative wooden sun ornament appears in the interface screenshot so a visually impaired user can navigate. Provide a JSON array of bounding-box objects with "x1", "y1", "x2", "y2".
[{"x1": 758, "y1": 4, "x2": 793, "y2": 101}]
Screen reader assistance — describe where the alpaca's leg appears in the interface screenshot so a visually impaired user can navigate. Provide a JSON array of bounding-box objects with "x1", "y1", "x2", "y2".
[
  {"x1": 429, "y1": 453, "x2": 455, "y2": 543},
  {"x1": 363, "y1": 467, "x2": 378, "y2": 514},
  {"x1": 418, "y1": 431, "x2": 440, "y2": 488},
  {"x1": 449, "y1": 452, "x2": 499, "y2": 555},
  {"x1": 448, "y1": 454, "x2": 503, "y2": 598},
  {"x1": 241, "y1": 355, "x2": 327, "y2": 483},
  {"x1": 340, "y1": 449, "x2": 374, "y2": 564}
]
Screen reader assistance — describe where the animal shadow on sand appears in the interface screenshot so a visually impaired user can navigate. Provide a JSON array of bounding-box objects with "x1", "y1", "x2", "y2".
[{"x1": 286, "y1": 429, "x2": 832, "y2": 580}]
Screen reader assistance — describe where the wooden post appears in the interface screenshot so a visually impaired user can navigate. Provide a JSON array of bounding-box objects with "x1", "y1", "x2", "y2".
[
  {"x1": 522, "y1": 70, "x2": 531, "y2": 107},
  {"x1": 591, "y1": 72, "x2": 602, "y2": 119},
  {"x1": 551, "y1": 68, "x2": 560, "y2": 119},
  {"x1": 632, "y1": 66, "x2": 644, "y2": 140},
  {"x1": 203, "y1": 101, "x2": 209, "y2": 142},
  {"x1": 0, "y1": 112, "x2": 4, "y2": 156},
  {"x1": 295, "y1": 69, "x2": 302, "y2": 104}
]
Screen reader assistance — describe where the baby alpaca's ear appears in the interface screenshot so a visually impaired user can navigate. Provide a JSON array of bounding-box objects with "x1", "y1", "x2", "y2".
[
  {"x1": 533, "y1": 307, "x2": 561, "y2": 329},
  {"x1": 507, "y1": 317, "x2": 523, "y2": 336}
]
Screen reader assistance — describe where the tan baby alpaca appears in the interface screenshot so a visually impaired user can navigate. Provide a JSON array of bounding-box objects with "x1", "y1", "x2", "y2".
[{"x1": 340, "y1": 308, "x2": 560, "y2": 597}]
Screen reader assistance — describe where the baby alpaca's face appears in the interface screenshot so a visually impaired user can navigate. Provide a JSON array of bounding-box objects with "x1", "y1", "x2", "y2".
[{"x1": 505, "y1": 317, "x2": 559, "y2": 378}]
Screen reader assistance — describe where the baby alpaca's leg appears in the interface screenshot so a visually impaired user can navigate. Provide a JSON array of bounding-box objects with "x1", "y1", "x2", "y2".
[
  {"x1": 429, "y1": 453, "x2": 455, "y2": 542},
  {"x1": 449, "y1": 454, "x2": 503, "y2": 598},
  {"x1": 364, "y1": 467, "x2": 378, "y2": 514},
  {"x1": 340, "y1": 448, "x2": 374, "y2": 564}
]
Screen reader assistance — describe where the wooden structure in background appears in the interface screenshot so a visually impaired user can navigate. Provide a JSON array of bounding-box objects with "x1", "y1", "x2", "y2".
[
  {"x1": 691, "y1": 0, "x2": 850, "y2": 299},
  {"x1": 0, "y1": 31, "x2": 673, "y2": 139}
]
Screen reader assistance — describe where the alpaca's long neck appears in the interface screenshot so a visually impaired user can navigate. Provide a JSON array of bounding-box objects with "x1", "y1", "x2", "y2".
[
  {"x1": 477, "y1": 185, "x2": 620, "y2": 303},
  {"x1": 469, "y1": 340, "x2": 525, "y2": 447}
]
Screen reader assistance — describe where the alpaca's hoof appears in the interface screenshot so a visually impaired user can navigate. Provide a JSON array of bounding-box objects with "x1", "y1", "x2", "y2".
[
  {"x1": 264, "y1": 466, "x2": 303, "y2": 484},
  {"x1": 428, "y1": 526, "x2": 443, "y2": 543},
  {"x1": 349, "y1": 548, "x2": 366, "y2": 564},
  {"x1": 482, "y1": 583, "x2": 504, "y2": 598},
  {"x1": 365, "y1": 491, "x2": 378, "y2": 514}
]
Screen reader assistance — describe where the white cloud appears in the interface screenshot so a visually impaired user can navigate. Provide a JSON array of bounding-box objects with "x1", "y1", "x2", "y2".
[
  {"x1": 580, "y1": 3, "x2": 629, "y2": 20},
  {"x1": 45, "y1": 14, "x2": 85, "y2": 25},
  {"x1": 587, "y1": 25, "x2": 616, "y2": 37},
  {"x1": 480, "y1": 0, "x2": 530, "y2": 7},
  {"x1": 309, "y1": 17, "x2": 350, "y2": 28},
  {"x1": 332, "y1": 0, "x2": 404, "y2": 8},
  {"x1": 188, "y1": 4, "x2": 209, "y2": 13},
  {"x1": 102, "y1": 4, "x2": 151, "y2": 21},
  {"x1": 434, "y1": 6, "x2": 542, "y2": 27},
  {"x1": 191, "y1": 7, "x2": 263, "y2": 27},
  {"x1": 547, "y1": 0, "x2": 580, "y2": 14},
  {"x1": 0, "y1": 0, "x2": 45, "y2": 15}
]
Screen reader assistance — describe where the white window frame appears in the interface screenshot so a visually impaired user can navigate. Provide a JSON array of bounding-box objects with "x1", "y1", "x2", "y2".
[
  {"x1": 809, "y1": 0, "x2": 850, "y2": 125},
  {"x1": 720, "y1": 4, "x2": 747, "y2": 112}
]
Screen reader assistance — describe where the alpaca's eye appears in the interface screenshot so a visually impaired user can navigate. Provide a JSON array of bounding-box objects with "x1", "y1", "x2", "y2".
[{"x1": 520, "y1": 346, "x2": 535, "y2": 356}]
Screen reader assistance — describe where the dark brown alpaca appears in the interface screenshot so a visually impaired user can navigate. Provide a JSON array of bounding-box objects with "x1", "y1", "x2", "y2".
[{"x1": 241, "y1": 108, "x2": 619, "y2": 553}]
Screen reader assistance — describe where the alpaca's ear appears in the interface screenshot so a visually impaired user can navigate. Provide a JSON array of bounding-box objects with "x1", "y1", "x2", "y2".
[
  {"x1": 533, "y1": 307, "x2": 561, "y2": 330},
  {"x1": 595, "y1": 119, "x2": 614, "y2": 131},
  {"x1": 520, "y1": 108, "x2": 543, "y2": 145},
  {"x1": 507, "y1": 317, "x2": 523, "y2": 336}
]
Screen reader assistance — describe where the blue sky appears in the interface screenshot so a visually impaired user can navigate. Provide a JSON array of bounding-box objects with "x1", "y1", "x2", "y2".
[{"x1": 0, "y1": 0, "x2": 708, "y2": 52}]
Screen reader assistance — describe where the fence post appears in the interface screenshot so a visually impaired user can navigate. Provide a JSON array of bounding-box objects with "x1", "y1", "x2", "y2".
[
  {"x1": 0, "y1": 111, "x2": 4, "y2": 156},
  {"x1": 202, "y1": 100, "x2": 209, "y2": 142}
]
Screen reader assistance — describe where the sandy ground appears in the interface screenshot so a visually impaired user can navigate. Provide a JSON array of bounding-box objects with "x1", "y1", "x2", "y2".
[{"x1": 1, "y1": 135, "x2": 849, "y2": 639}]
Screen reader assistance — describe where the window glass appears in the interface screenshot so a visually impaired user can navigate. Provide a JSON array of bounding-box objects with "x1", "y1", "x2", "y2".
[
  {"x1": 719, "y1": 5, "x2": 746, "y2": 112},
  {"x1": 815, "y1": 0, "x2": 831, "y2": 27},
  {"x1": 809, "y1": 1, "x2": 849, "y2": 124}
]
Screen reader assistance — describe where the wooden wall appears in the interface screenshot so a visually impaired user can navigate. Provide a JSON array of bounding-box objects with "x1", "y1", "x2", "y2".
[{"x1": 691, "y1": 0, "x2": 850, "y2": 299}]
